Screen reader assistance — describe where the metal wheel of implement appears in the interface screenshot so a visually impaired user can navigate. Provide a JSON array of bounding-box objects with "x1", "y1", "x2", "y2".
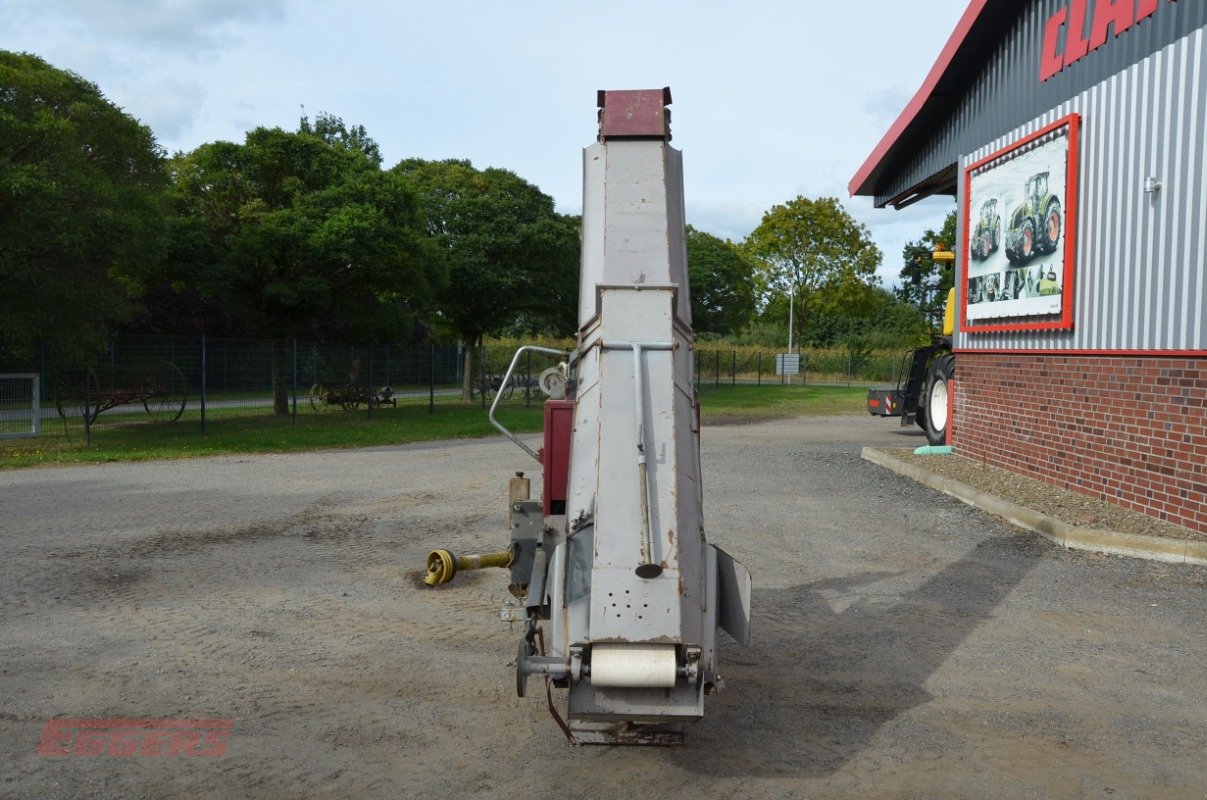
[
  {"x1": 142, "y1": 361, "x2": 188, "y2": 423},
  {"x1": 309, "y1": 383, "x2": 331, "y2": 412},
  {"x1": 53, "y1": 369, "x2": 101, "y2": 426}
]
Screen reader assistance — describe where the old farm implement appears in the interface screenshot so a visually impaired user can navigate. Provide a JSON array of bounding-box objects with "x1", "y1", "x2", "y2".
[{"x1": 54, "y1": 361, "x2": 188, "y2": 425}]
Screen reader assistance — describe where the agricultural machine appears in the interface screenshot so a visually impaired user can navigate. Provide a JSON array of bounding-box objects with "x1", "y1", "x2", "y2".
[
  {"x1": 970, "y1": 198, "x2": 1000, "y2": 261},
  {"x1": 867, "y1": 261, "x2": 956, "y2": 446},
  {"x1": 1005, "y1": 171, "x2": 1062, "y2": 264},
  {"x1": 421, "y1": 89, "x2": 751, "y2": 745}
]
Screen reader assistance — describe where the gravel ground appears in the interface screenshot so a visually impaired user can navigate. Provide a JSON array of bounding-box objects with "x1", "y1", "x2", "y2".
[
  {"x1": 1, "y1": 414, "x2": 1204, "y2": 799},
  {"x1": 885, "y1": 447, "x2": 1205, "y2": 542}
]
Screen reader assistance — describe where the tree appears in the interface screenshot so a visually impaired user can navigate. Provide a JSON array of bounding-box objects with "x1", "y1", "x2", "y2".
[
  {"x1": 744, "y1": 196, "x2": 881, "y2": 350},
  {"x1": 897, "y1": 209, "x2": 957, "y2": 329},
  {"x1": 685, "y1": 226, "x2": 756, "y2": 336},
  {"x1": 299, "y1": 110, "x2": 381, "y2": 166},
  {"x1": 0, "y1": 51, "x2": 168, "y2": 363},
  {"x1": 504, "y1": 211, "x2": 581, "y2": 337},
  {"x1": 392, "y1": 159, "x2": 577, "y2": 400},
  {"x1": 167, "y1": 122, "x2": 440, "y2": 413}
]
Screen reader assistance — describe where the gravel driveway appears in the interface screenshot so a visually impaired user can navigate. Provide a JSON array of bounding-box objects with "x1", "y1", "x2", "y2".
[{"x1": 1, "y1": 415, "x2": 1203, "y2": 799}]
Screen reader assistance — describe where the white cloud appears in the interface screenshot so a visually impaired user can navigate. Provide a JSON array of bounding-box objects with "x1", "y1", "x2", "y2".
[
  {"x1": 10, "y1": 0, "x2": 286, "y2": 53},
  {"x1": 1, "y1": 0, "x2": 969, "y2": 286}
]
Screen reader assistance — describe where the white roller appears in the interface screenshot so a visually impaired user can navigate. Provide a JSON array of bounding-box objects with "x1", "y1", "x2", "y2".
[{"x1": 590, "y1": 644, "x2": 677, "y2": 688}]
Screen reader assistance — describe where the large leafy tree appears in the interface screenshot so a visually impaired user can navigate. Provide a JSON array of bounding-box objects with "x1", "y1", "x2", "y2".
[
  {"x1": 392, "y1": 159, "x2": 578, "y2": 400},
  {"x1": 167, "y1": 122, "x2": 440, "y2": 413},
  {"x1": 0, "y1": 51, "x2": 168, "y2": 363},
  {"x1": 744, "y1": 196, "x2": 881, "y2": 350},
  {"x1": 685, "y1": 226, "x2": 756, "y2": 337},
  {"x1": 897, "y1": 209, "x2": 957, "y2": 329}
]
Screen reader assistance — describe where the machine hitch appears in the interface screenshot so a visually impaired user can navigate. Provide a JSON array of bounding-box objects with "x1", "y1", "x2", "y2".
[{"x1": 423, "y1": 547, "x2": 513, "y2": 586}]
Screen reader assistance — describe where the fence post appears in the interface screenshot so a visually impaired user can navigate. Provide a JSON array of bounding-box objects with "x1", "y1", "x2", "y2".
[
  {"x1": 83, "y1": 367, "x2": 91, "y2": 447},
  {"x1": 480, "y1": 342, "x2": 487, "y2": 410},
  {"x1": 526, "y1": 349, "x2": 532, "y2": 408},
  {"x1": 731, "y1": 351, "x2": 737, "y2": 385},
  {"x1": 366, "y1": 345, "x2": 374, "y2": 421},
  {"x1": 714, "y1": 350, "x2": 720, "y2": 387},
  {"x1": 200, "y1": 335, "x2": 207, "y2": 434},
  {"x1": 291, "y1": 339, "x2": 298, "y2": 424},
  {"x1": 429, "y1": 344, "x2": 436, "y2": 414},
  {"x1": 39, "y1": 340, "x2": 46, "y2": 405},
  {"x1": 757, "y1": 352, "x2": 762, "y2": 386}
]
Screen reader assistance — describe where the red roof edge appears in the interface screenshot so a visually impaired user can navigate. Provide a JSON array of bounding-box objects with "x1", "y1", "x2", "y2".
[{"x1": 848, "y1": 0, "x2": 991, "y2": 199}]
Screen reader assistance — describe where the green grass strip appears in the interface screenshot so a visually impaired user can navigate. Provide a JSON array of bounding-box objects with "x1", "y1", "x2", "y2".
[{"x1": 1, "y1": 385, "x2": 866, "y2": 469}]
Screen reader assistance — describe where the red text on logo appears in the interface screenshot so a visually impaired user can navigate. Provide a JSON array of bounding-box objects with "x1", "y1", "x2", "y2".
[{"x1": 1041, "y1": 0, "x2": 1175, "y2": 81}]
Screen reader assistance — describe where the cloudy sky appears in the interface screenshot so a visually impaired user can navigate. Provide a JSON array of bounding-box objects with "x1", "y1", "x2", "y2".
[{"x1": 3, "y1": 0, "x2": 966, "y2": 286}]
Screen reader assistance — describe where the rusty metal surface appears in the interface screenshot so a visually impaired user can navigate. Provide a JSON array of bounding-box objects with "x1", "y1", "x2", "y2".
[{"x1": 597, "y1": 87, "x2": 672, "y2": 140}]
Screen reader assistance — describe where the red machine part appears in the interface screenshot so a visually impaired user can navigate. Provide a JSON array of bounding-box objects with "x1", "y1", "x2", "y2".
[
  {"x1": 542, "y1": 400, "x2": 574, "y2": 516},
  {"x1": 597, "y1": 87, "x2": 672, "y2": 140}
]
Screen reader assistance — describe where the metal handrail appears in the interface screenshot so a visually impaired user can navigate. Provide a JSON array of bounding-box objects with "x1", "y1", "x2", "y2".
[{"x1": 488, "y1": 345, "x2": 572, "y2": 462}]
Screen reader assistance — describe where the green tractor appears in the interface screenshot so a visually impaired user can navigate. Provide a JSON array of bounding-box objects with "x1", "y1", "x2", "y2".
[
  {"x1": 970, "y1": 198, "x2": 1001, "y2": 261},
  {"x1": 1005, "y1": 171, "x2": 1061, "y2": 265}
]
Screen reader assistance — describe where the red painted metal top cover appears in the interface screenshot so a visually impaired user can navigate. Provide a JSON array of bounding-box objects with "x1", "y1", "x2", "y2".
[{"x1": 597, "y1": 88, "x2": 672, "y2": 141}]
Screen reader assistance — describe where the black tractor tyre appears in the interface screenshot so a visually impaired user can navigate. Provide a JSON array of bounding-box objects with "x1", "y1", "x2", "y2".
[
  {"x1": 1041, "y1": 201, "x2": 1062, "y2": 254},
  {"x1": 1019, "y1": 218, "x2": 1036, "y2": 262},
  {"x1": 922, "y1": 356, "x2": 955, "y2": 446}
]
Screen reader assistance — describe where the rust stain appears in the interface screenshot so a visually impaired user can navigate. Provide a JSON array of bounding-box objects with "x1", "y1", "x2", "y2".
[{"x1": 666, "y1": 529, "x2": 675, "y2": 545}]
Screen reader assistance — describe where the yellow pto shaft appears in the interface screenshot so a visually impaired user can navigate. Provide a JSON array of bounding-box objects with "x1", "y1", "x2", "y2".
[{"x1": 423, "y1": 547, "x2": 513, "y2": 586}]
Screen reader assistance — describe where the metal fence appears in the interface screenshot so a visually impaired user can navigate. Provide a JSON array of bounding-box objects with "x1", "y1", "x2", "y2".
[
  {"x1": 0, "y1": 336, "x2": 903, "y2": 446},
  {"x1": 0, "y1": 373, "x2": 40, "y2": 439},
  {"x1": 691, "y1": 348, "x2": 899, "y2": 387}
]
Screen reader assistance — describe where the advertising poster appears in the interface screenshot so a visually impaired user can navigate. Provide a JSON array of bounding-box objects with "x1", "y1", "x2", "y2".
[{"x1": 962, "y1": 116, "x2": 1078, "y2": 331}]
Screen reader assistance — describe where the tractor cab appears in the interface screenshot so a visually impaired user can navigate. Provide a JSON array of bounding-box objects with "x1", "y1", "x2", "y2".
[{"x1": 1026, "y1": 172, "x2": 1049, "y2": 205}]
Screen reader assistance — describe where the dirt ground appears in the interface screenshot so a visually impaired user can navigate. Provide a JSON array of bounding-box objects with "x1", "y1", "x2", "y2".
[{"x1": 1, "y1": 415, "x2": 1204, "y2": 800}]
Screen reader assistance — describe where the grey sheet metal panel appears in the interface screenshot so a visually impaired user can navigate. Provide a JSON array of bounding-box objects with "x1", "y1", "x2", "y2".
[
  {"x1": 955, "y1": 26, "x2": 1207, "y2": 352},
  {"x1": 563, "y1": 134, "x2": 710, "y2": 722},
  {"x1": 874, "y1": 0, "x2": 1207, "y2": 206}
]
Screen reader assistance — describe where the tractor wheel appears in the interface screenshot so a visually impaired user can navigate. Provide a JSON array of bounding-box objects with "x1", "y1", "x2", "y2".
[
  {"x1": 923, "y1": 356, "x2": 955, "y2": 446},
  {"x1": 981, "y1": 232, "x2": 992, "y2": 260},
  {"x1": 1042, "y1": 202, "x2": 1062, "y2": 253},
  {"x1": 1019, "y1": 218, "x2": 1035, "y2": 262}
]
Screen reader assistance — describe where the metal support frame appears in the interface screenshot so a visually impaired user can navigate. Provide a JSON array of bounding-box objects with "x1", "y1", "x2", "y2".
[
  {"x1": 601, "y1": 341, "x2": 674, "y2": 578},
  {"x1": 488, "y1": 345, "x2": 572, "y2": 462}
]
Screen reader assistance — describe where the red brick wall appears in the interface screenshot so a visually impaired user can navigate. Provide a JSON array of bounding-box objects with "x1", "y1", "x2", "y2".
[{"x1": 953, "y1": 353, "x2": 1207, "y2": 533}]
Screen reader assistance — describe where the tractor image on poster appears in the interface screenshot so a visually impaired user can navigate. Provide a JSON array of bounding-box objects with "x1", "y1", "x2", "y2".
[
  {"x1": 1005, "y1": 171, "x2": 1061, "y2": 265},
  {"x1": 970, "y1": 198, "x2": 1000, "y2": 261}
]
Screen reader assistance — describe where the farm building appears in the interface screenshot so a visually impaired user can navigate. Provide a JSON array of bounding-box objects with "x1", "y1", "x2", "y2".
[{"x1": 851, "y1": 0, "x2": 1207, "y2": 533}]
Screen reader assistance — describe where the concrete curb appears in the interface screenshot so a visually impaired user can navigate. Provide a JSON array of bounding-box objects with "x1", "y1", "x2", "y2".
[{"x1": 862, "y1": 447, "x2": 1207, "y2": 567}]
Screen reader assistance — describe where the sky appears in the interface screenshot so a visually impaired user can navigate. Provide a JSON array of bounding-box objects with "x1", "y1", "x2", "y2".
[{"x1": 3, "y1": 0, "x2": 967, "y2": 287}]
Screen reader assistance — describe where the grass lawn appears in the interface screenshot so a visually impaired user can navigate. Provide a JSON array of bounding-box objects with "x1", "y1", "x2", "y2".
[{"x1": 0, "y1": 384, "x2": 866, "y2": 469}]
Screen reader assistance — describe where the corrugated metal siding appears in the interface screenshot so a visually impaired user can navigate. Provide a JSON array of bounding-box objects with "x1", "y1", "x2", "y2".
[
  {"x1": 874, "y1": 0, "x2": 1207, "y2": 206},
  {"x1": 955, "y1": 26, "x2": 1207, "y2": 351}
]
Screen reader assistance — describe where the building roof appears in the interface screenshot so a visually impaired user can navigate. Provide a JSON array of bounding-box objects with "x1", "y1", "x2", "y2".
[{"x1": 849, "y1": 0, "x2": 1000, "y2": 202}]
